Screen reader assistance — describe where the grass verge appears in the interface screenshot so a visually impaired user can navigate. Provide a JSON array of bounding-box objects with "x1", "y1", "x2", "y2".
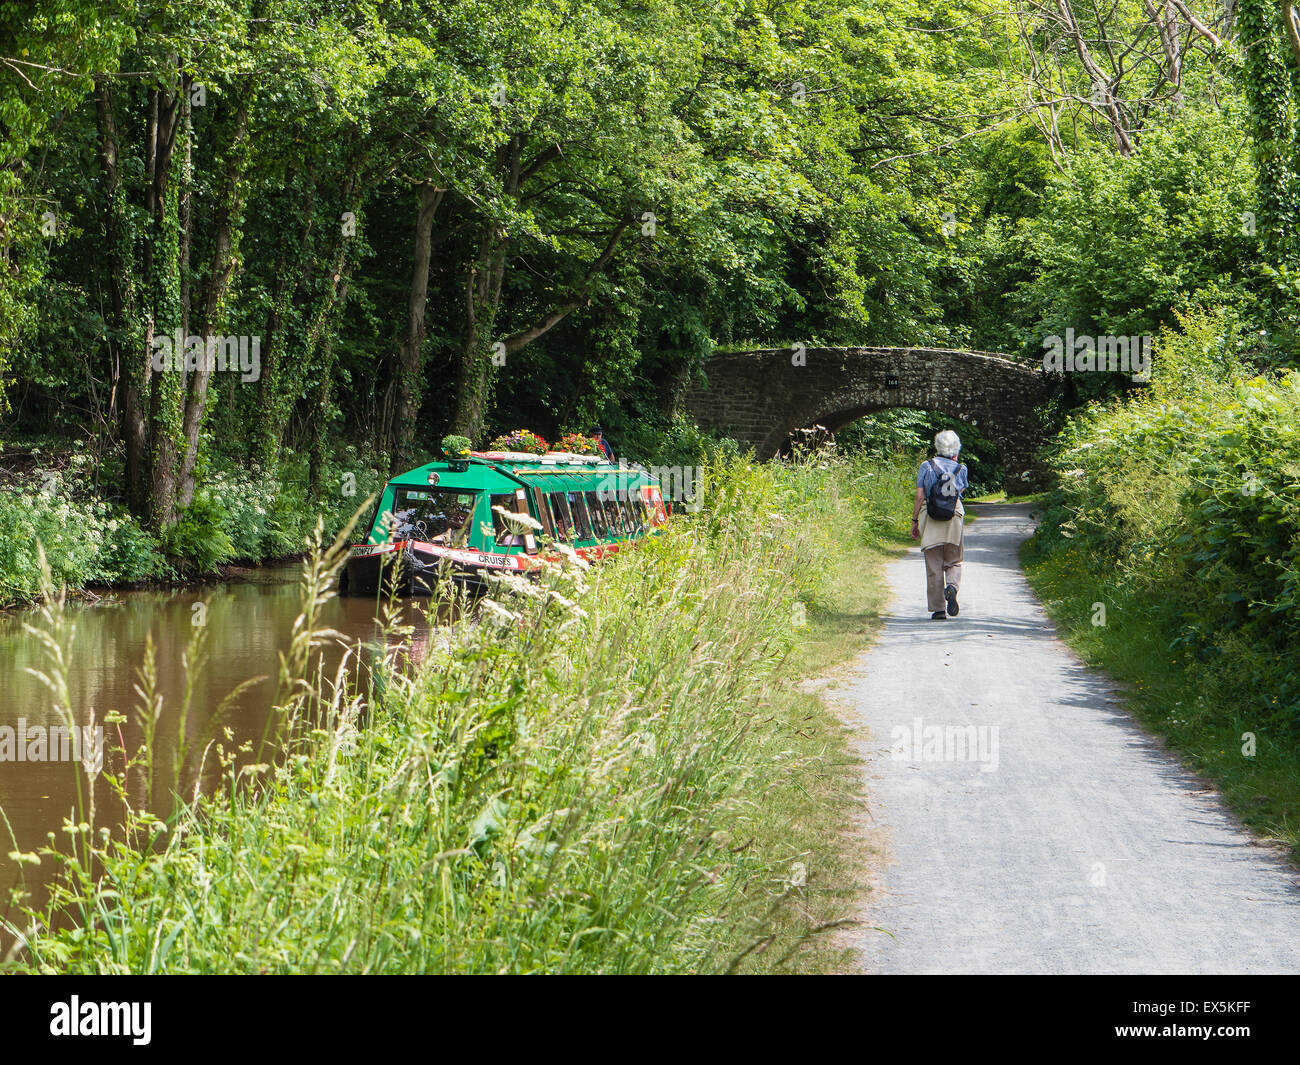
[{"x1": 755, "y1": 452, "x2": 914, "y2": 972}]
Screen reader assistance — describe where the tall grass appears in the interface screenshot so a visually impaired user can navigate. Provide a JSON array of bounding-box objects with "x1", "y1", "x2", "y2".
[{"x1": 3, "y1": 451, "x2": 914, "y2": 973}]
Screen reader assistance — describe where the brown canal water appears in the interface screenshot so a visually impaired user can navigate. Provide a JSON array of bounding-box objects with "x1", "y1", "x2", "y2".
[{"x1": 0, "y1": 564, "x2": 436, "y2": 937}]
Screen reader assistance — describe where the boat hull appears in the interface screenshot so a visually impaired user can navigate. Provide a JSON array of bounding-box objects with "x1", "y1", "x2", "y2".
[{"x1": 341, "y1": 541, "x2": 528, "y2": 597}]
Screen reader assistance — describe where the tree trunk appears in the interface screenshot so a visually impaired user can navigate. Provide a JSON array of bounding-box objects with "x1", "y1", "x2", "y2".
[
  {"x1": 447, "y1": 140, "x2": 629, "y2": 443},
  {"x1": 304, "y1": 240, "x2": 357, "y2": 495},
  {"x1": 94, "y1": 75, "x2": 147, "y2": 518},
  {"x1": 451, "y1": 211, "x2": 630, "y2": 441},
  {"x1": 178, "y1": 76, "x2": 193, "y2": 340},
  {"x1": 390, "y1": 181, "x2": 444, "y2": 475},
  {"x1": 451, "y1": 224, "x2": 508, "y2": 443},
  {"x1": 177, "y1": 102, "x2": 251, "y2": 509},
  {"x1": 143, "y1": 77, "x2": 183, "y2": 530},
  {"x1": 451, "y1": 137, "x2": 523, "y2": 443},
  {"x1": 248, "y1": 267, "x2": 295, "y2": 467}
]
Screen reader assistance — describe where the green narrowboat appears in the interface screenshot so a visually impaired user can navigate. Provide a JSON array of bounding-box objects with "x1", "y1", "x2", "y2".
[{"x1": 339, "y1": 450, "x2": 669, "y2": 597}]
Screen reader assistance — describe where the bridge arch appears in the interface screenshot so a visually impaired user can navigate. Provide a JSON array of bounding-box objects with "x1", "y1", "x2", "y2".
[{"x1": 675, "y1": 347, "x2": 1056, "y2": 490}]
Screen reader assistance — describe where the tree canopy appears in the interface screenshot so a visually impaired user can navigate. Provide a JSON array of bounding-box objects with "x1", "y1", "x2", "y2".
[{"x1": 0, "y1": 0, "x2": 1288, "y2": 528}]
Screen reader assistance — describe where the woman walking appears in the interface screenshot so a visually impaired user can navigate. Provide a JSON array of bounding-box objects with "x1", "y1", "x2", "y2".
[{"x1": 911, "y1": 429, "x2": 969, "y2": 619}]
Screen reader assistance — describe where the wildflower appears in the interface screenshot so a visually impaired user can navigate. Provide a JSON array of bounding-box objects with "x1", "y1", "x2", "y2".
[
  {"x1": 483, "y1": 571, "x2": 539, "y2": 599},
  {"x1": 479, "y1": 599, "x2": 519, "y2": 629},
  {"x1": 550, "y1": 541, "x2": 591, "y2": 570},
  {"x1": 491, "y1": 504, "x2": 543, "y2": 532}
]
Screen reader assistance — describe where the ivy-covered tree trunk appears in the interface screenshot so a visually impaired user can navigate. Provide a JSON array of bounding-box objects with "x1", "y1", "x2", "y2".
[
  {"x1": 450, "y1": 135, "x2": 522, "y2": 444},
  {"x1": 249, "y1": 154, "x2": 361, "y2": 473},
  {"x1": 307, "y1": 328, "x2": 343, "y2": 499},
  {"x1": 177, "y1": 100, "x2": 251, "y2": 510},
  {"x1": 142, "y1": 78, "x2": 184, "y2": 531},
  {"x1": 390, "y1": 181, "x2": 444, "y2": 475},
  {"x1": 305, "y1": 223, "x2": 360, "y2": 497},
  {"x1": 94, "y1": 75, "x2": 146, "y2": 517},
  {"x1": 1239, "y1": 0, "x2": 1300, "y2": 265},
  {"x1": 451, "y1": 222, "x2": 507, "y2": 444}
]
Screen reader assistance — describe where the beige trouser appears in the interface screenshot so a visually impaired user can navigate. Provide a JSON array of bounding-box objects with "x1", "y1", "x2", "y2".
[{"x1": 923, "y1": 543, "x2": 963, "y2": 613}]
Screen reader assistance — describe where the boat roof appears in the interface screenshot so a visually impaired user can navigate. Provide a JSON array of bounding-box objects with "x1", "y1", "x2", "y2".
[{"x1": 387, "y1": 452, "x2": 658, "y2": 493}]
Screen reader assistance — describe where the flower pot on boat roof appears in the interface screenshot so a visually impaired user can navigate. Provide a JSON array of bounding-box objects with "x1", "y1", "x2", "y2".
[{"x1": 441, "y1": 434, "x2": 472, "y2": 472}]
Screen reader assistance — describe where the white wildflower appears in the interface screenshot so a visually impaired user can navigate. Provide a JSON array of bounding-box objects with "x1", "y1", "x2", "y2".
[
  {"x1": 545, "y1": 589, "x2": 588, "y2": 618},
  {"x1": 550, "y1": 541, "x2": 591, "y2": 570},
  {"x1": 478, "y1": 599, "x2": 519, "y2": 629},
  {"x1": 483, "y1": 571, "x2": 540, "y2": 599},
  {"x1": 491, "y1": 504, "x2": 542, "y2": 533}
]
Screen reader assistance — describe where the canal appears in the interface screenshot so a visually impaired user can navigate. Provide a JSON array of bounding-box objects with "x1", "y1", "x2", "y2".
[{"x1": 0, "y1": 564, "x2": 434, "y2": 935}]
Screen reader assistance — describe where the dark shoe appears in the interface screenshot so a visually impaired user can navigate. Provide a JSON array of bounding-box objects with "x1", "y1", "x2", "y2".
[
  {"x1": 945, "y1": 585, "x2": 959, "y2": 617},
  {"x1": 931, "y1": 611, "x2": 947, "y2": 620}
]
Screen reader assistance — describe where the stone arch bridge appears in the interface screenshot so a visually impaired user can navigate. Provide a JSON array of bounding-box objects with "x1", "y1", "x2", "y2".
[{"x1": 676, "y1": 346, "x2": 1057, "y2": 489}]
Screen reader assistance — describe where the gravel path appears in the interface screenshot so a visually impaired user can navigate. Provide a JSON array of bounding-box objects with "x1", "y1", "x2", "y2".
[{"x1": 841, "y1": 502, "x2": 1300, "y2": 974}]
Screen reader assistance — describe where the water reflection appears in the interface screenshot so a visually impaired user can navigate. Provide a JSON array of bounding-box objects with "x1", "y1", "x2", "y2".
[{"x1": 0, "y1": 565, "x2": 435, "y2": 930}]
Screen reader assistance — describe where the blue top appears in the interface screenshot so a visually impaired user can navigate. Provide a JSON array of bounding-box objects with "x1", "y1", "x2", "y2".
[{"x1": 917, "y1": 455, "x2": 968, "y2": 497}]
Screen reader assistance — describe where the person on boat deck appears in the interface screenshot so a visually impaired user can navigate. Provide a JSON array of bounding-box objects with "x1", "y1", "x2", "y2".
[
  {"x1": 591, "y1": 425, "x2": 615, "y2": 462},
  {"x1": 911, "y1": 429, "x2": 969, "y2": 620}
]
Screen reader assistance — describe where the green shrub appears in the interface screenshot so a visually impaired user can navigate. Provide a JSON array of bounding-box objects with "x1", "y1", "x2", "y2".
[
  {"x1": 1028, "y1": 307, "x2": 1300, "y2": 729},
  {"x1": 161, "y1": 493, "x2": 236, "y2": 573},
  {"x1": 620, "y1": 412, "x2": 740, "y2": 468},
  {"x1": 0, "y1": 444, "x2": 385, "y2": 602},
  {"x1": 0, "y1": 459, "x2": 167, "y2": 601},
  {"x1": 97, "y1": 511, "x2": 167, "y2": 583},
  {"x1": 1012, "y1": 106, "x2": 1261, "y2": 362}
]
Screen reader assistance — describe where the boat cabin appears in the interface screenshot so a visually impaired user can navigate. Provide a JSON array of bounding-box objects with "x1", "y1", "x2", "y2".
[{"x1": 341, "y1": 451, "x2": 668, "y2": 596}]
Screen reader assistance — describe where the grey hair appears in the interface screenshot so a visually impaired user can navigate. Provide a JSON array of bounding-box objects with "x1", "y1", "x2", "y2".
[{"x1": 934, "y1": 429, "x2": 961, "y2": 457}]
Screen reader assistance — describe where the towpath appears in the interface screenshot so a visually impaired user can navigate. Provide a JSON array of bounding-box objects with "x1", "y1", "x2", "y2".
[{"x1": 840, "y1": 502, "x2": 1300, "y2": 974}]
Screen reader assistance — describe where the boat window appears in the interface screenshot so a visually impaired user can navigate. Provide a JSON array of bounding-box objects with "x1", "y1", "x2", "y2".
[
  {"x1": 548, "y1": 491, "x2": 575, "y2": 540},
  {"x1": 599, "y1": 490, "x2": 628, "y2": 535},
  {"x1": 622, "y1": 493, "x2": 646, "y2": 534},
  {"x1": 529, "y1": 487, "x2": 554, "y2": 539},
  {"x1": 627, "y1": 492, "x2": 650, "y2": 532},
  {"x1": 584, "y1": 491, "x2": 611, "y2": 537},
  {"x1": 566, "y1": 492, "x2": 594, "y2": 540},
  {"x1": 613, "y1": 494, "x2": 634, "y2": 535},
  {"x1": 489, "y1": 493, "x2": 528, "y2": 547},
  {"x1": 535, "y1": 494, "x2": 555, "y2": 537},
  {"x1": 386, "y1": 487, "x2": 477, "y2": 546}
]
